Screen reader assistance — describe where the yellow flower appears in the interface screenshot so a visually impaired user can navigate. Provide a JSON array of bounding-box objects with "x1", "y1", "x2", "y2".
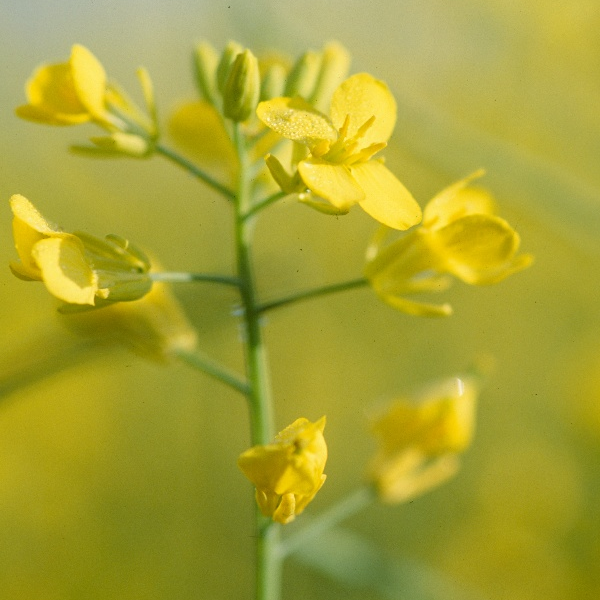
[
  {"x1": 365, "y1": 171, "x2": 534, "y2": 316},
  {"x1": 369, "y1": 377, "x2": 477, "y2": 504},
  {"x1": 238, "y1": 417, "x2": 327, "y2": 524},
  {"x1": 16, "y1": 44, "x2": 114, "y2": 127},
  {"x1": 16, "y1": 44, "x2": 157, "y2": 153},
  {"x1": 9, "y1": 194, "x2": 152, "y2": 308},
  {"x1": 256, "y1": 73, "x2": 422, "y2": 230}
]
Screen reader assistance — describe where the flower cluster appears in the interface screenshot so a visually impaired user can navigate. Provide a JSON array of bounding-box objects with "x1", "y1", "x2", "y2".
[
  {"x1": 365, "y1": 172, "x2": 534, "y2": 316},
  {"x1": 9, "y1": 194, "x2": 152, "y2": 309},
  {"x1": 238, "y1": 417, "x2": 327, "y2": 524},
  {"x1": 368, "y1": 377, "x2": 477, "y2": 503}
]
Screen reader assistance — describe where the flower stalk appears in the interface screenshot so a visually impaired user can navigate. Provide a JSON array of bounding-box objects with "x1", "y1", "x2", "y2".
[{"x1": 232, "y1": 123, "x2": 279, "y2": 600}]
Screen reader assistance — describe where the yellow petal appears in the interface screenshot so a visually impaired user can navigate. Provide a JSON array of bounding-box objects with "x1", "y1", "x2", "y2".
[
  {"x1": 256, "y1": 97, "x2": 337, "y2": 147},
  {"x1": 298, "y1": 158, "x2": 364, "y2": 209},
  {"x1": 32, "y1": 237, "x2": 98, "y2": 305},
  {"x1": 423, "y1": 170, "x2": 491, "y2": 228},
  {"x1": 69, "y1": 44, "x2": 107, "y2": 121},
  {"x1": 17, "y1": 63, "x2": 90, "y2": 125},
  {"x1": 351, "y1": 161, "x2": 422, "y2": 230},
  {"x1": 10, "y1": 194, "x2": 63, "y2": 278},
  {"x1": 375, "y1": 293, "x2": 453, "y2": 317},
  {"x1": 432, "y1": 214, "x2": 531, "y2": 284},
  {"x1": 330, "y1": 73, "x2": 396, "y2": 147},
  {"x1": 168, "y1": 100, "x2": 236, "y2": 179}
]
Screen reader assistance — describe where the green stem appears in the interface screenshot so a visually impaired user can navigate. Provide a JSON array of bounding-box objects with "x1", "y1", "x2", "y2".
[
  {"x1": 175, "y1": 348, "x2": 250, "y2": 395},
  {"x1": 257, "y1": 277, "x2": 368, "y2": 314},
  {"x1": 279, "y1": 486, "x2": 376, "y2": 558},
  {"x1": 155, "y1": 143, "x2": 236, "y2": 200},
  {"x1": 243, "y1": 190, "x2": 287, "y2": 221},
  {"x1": 232, "y1": 123, "x2": 279, "y2": 600},
  {"x1": 150, "y1": 271, "x2": 241, "y2": 287}
]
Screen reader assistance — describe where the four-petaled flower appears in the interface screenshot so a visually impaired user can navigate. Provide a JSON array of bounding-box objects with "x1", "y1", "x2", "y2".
[
  {"x1": 238, "y1": 417, "x2": 327, "y2": 524},
  {"x1": 9, "y1": 194, "x2": 152, "y2": 309},
  {"x1": 369, "y1": 377, "x2": 477, "y2": 504},
  {"x1": 365, "y1": 171, "x2": 534, "y2": 316},
  {"x1": 256, "y1": 73, "x2": 422, "y2": 230}
]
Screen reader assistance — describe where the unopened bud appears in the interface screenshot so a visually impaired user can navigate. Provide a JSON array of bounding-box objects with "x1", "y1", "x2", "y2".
[
  {"x1": 193, "y1": 41, "x2": 219, "y2": 104},
  {"x1": 284, "y1": 50, "x2": 321, "y2": 98},
  {"x1": 260, "y1": 63, "x2": 287, "y2": 101},
  {"x1": 309, "y1": 41, "x2": 351, "y2": 111},
  {"x1": 90, "y1": 132, "x2": 152, "y2": 157},
  {"x1": 222, "y1": 49, "x2": 260, "y2": 122},
  {"x1": 216, "y1": 40, "x2": 244, "y2": 93}
]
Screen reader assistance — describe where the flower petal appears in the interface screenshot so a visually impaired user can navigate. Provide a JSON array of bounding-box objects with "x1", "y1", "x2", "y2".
[
  {"x1": 298, "y1": 158, "x2": 364, "y2": 210},
  {"x1": 16, "y1": 62, "x2": 90, "y2": 125},
  {"x1": 330, "y1": 73, "x2": 396, "y2": 147},
  {"x1": 168, "y1": 100, "x2": 237, "y2": 179},
  {"x1": 433, "y1": 214, "x2": 532, "y2": 284},
  {"x1": 423, "y1": 170, "x2": 492, "y2": 228},
  {"x1": 10, "y1": 194, "x2": 63, "y2": 278},
  {"x1": 69, "y1": 44, "x2": 107, "y2": 121},
  {"x1": 351, "y1": 161, "x2": 422, "y2": 230},
  {"x1": 256, "y1": 97, "x2": 337, "y2": 147},
  {"x1": 376, "y1": 292, "x2": 453, "y2": 317},
  {"x1": 32, "y1": 237, "x2": 98, "y2": 305}
]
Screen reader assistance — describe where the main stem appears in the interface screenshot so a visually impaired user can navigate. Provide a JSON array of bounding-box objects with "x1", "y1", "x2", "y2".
[{"x1": 233, "y1": 124, "x2": 281, "y2": 600}]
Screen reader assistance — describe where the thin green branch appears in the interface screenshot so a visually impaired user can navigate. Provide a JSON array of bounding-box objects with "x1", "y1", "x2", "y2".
[
  {"x1": 243, "y1": 190, "x2": 287, "y2": 221},
  {"x1": 155, "y1": 143, "x2": 236, "y2": 200},
  {"x1": 257, "y1": 277, "x2": 368, "y2": 314},
  {"x1": 150, "y1": 271, "x2": 241, "y2": 287},
  {"x1": 175, "y1": 347, "x2": 250, "y2": 395},
  {"x1": 279, "y1": 486, "x2": 376, "y2": 559}
]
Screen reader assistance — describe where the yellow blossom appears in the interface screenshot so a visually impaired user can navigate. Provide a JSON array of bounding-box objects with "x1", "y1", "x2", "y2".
[
  {"x1": 256, "y1": 73, "x2": 422, "y2": 229},
  {"x1": 9, "y1": 194, "x2": 152, "y2": 308},
  {"x1": 238, "y1": 417, "x2": 327, "y2": 524},
  {"x1": 16, "y1": 44, "x2": 157, "y2": 149},
  {"x1": 369, "y1": 377, "x2": 477, "y2": 504},
  {"x1": 365, "y1": 171, "x2": 534, "y2": 316}
]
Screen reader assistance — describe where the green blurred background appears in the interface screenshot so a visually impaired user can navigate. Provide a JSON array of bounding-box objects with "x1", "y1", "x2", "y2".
[{"x1": 1, "y1": 1, "x2": 599, "y2": 598}]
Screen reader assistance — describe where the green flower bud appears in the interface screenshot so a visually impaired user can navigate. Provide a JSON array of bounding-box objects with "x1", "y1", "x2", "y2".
[
  {"x1": 309, "y1": 41, "x2": 351, "y2": 111},
  {"x1": 260, "y1": 63, "x2": 287, "y2": 101},
  {"x1": 216, "y1": 40, "x2": 244, "y2": 94},
  {"x1": 193, "y1": 41, "x2": 219, "y2": 104},
  {"x1": 222, "y1": 49, "x2": 261, "y2": 122},
  {"x1": 284, "y1": 50, "x2": 322, "y2": 98}
]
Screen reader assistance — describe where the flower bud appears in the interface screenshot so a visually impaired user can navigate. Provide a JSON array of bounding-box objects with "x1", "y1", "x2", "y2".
[
  {"x1": 193, "y1": 41, "x2": 219, "y2": 104},
  {"x1": 284, "y1": 50, "x2": 322, "y2": 98},
  {"x1": 309, "y1": 41, "x2": 351, "y2": 111},
  {"x1": 260, "y1": 62, "x2": 287, "y2": 101},
  {"x1": 222, "y1": 49, "x2": 261, "y2": 122},
  {"x1": 216, "y1": 40, "x2": 244, "y2": 94}
]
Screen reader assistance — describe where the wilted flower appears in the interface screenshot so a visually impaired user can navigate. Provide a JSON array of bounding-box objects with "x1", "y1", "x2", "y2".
[
  {"x1": 256, "y1": 73, "x2": 422, "y2": 229},
  {"x1": 368, "y1": 377, "x2": 477, "y2": 503},
  {"x1": 9, "y1": 194, "x2": 152, "y2": 309},
  {"x1": 365, "y1": 171, "x2": 533, "y2": 316},
  {"x1": 238, "y1": 417, "x2": 327, "y2": 524}
]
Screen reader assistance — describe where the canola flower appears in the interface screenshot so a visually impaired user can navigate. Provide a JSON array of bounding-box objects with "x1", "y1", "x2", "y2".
[
  {"x1": 238, "y1": 417, "x2": 327, "y2": 524},
  {"x1": 369, "y1": 377, "x2": 477, "y2": 504},
  {"x1": 16, "y1": 44, "x2": 157, "y2": 157},
  {"x1": 256, "y1": 73, "x2": 422, "y2": 229},
  {"x1": 365, "y1": 171, "x2": 533, "y2": 316},
  {"x1": 9, "y1": 194, "x2": 152, "y2": 308}
]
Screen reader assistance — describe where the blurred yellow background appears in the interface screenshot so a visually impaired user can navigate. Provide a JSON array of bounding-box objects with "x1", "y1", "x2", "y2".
[{"x1": 1, "y1": 1, "x2": 599, "y2": 599}]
